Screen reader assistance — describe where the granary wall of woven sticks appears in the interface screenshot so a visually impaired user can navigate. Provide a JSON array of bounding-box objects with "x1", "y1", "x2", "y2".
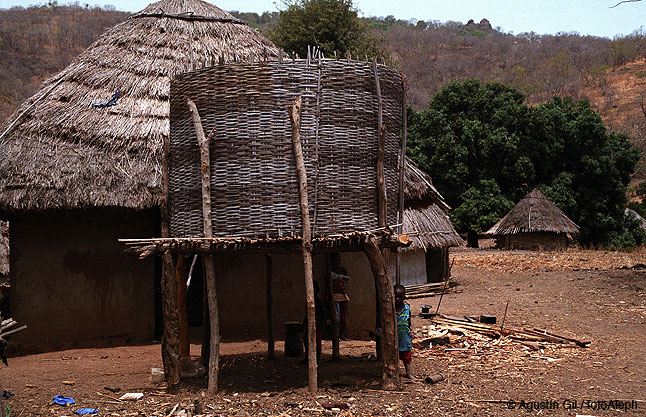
[{"x1": 169, "y1": 59, "x2": 404, "y2": 238}]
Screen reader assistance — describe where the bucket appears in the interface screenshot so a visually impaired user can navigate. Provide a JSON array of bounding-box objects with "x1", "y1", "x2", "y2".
[{"x1": 284, "y1": 321, "x2": 303, "y2": 357}]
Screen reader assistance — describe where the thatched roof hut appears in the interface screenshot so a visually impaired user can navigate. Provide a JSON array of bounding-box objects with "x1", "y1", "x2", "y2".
[
  {"x1": 402, "y1": 157, "x2": 462, "y2": 250},
  {"x1": 485, "y1": 189, "x2": 579, "y2": 251},
  {"x1": 0, "y1": 0, "x2": 281, "y2": 211}
]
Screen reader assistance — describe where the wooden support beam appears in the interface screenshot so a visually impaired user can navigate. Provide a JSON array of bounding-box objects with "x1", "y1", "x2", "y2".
[
  {"x1": 265, "y1": 254, "x2": 275, "y2": 360},
  {"x1": 374, "y1": 58, "x2": 389, "y2": 361},
  {"x1": 187, "y1": 97, "x2": 220, "y2": 394},
  {"x1": 201, "y1": 265, "x2": 210, "y2": 367},
  {"x1": 396, "y1": 75, "x2": 408, "y2": 286},
  {"x1": 364, "y1": 237, "x2": 398, "y2": 390},
  {"x1": 325, "y1": 254, "x2": 340, "y2": 359},
  {"x1": 160, "y1": 121, "x2": 180, "y2": 390},
  {"x1": 175, "y1": 254, "x2": 190, "y2": 359},
  {"x1": 288, "y1": 96, "x2": 318, "y2": 393}
]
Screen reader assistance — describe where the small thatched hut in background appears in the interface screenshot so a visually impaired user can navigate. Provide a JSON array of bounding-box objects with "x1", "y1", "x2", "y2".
[
  {"x1": 394, "y1": 159, "x2": 463, "y2": 284},
  {"x1": 485, "y1": 189, "x2": 579, "y2": 251}
]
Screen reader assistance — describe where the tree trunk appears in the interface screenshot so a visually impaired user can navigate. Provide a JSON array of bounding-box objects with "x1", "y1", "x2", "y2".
[{"x1": 364, "y1": 237, "x2": 398, "y2": 391}]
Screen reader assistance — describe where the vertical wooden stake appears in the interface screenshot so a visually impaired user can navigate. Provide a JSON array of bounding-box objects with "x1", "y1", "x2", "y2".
[
  {"x1": 265, "y1": 254, "x2": 275, "y2": 360},
  {"x1": 160, "y1": 123, "x2": 180, "y2": 389},
  {"x1": 187, "y1": 97, "x2": 220, "y2": 394},
  {"x1": 325, "y1": 254, "x2": 340, "y2": 360},
  {"x1": 201, "y1": 267, "x2": 210, "y2": 367},
  {"x1": 374, "y1": 59, "x2": 390, "y2": 360},
  {"x1": 396, "y1": 76, "x2": 408, "y2": 286},
  {"x1": 288, "y1": 96, "x2": 317, "y2": 393},
  {"x1": 176, "y1": 254, "x2": 190, "y2": 359},
  {"x1": 364, "y1": 237, "x2": 398, "y2": 390}
]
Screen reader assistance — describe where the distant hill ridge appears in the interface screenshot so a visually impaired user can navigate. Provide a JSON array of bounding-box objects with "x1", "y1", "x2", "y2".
[{"x1": 0, "y1": 5, "x2": 644, "y2": 175}]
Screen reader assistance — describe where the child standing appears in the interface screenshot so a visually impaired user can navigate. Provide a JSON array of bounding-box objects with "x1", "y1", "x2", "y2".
[{"x1": 394, "y1": 284, "x2": 412, "y2": 378}]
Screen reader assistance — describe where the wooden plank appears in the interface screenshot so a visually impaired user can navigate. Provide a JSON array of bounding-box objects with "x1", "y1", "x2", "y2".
[
  {"x1": 289, "y1": 96, "x2": 317, "y2": 393},
  {"x1": 187, "y1": 97, "x2": 220, "y2": 394}
]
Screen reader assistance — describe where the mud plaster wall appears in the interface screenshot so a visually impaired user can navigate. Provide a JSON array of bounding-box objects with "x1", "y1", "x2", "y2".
[
  {"x1": 215, "y1": 251, "x2": 377, "y2": 340},
  {"x1": 389, "y1": 249, "x2": 427, "y2": 287},
  {"x1": 9, "y1": 208, "x2": 156, "y2": 352}
]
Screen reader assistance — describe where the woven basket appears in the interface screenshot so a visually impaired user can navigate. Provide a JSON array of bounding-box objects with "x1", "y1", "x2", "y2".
[{"x1": 169, "y1": 59, "x2": 404, "y2": 238}]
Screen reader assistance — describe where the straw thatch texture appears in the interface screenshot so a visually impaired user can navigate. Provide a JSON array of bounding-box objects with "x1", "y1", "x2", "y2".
[
  {"x1": 400, "y1": 158, "x2": 462, "y2": 250},
  {"x1": 485, "y1": 189, "x2": 579, "y2": 236},
  {"x1": 402, "y1": 204, "x2": 463, "y2": 250},
  {"x1": 0, "y1": 221, "x2": 8, "y2": 276},
  {"x1": 404, "y1": 157, "x2": 450, "y2": 211},
  {"x1": 169, "y1": 60, "x2": 403, "y2": 238},
  {"x1": 0, "y1": 0, "x2": 281, "y2": 211}
]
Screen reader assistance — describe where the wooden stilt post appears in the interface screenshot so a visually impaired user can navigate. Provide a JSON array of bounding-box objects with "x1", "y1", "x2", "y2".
[
  {"x1": 396, "y1": 76, "x2": 407, "y2": 286},
  {"x1": 160, "y1": 127, "x2": 180, "y2": 389},
  {"x1": 373, "y1": 58, "x2": 390, "y2": 361},
  {"x1": 175, "y1": 254, "x2": 190, "y2": 359},
  {"x1": 265, "y1": 254, "x2": 275, "y2": 360},
  {"x1": 325, "y1": 254, "x2": 340, "y2": 360},
  {"x1": 288, "y1": 96, "x2": 317, "y2": 393},
  {"x1": 201, "y1": 267, "x2": 210, "y2": 367},
  {"x1": 364, "y1": 237, "x2": 398, "y2": 390},
  {"x1": 187, "y1": 98, "x2": 220, "y2": 394}
]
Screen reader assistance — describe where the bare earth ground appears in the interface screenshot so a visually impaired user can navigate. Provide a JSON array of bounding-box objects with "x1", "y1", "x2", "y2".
[{"x1": 2, "y1": 248, "x2": 645, "y2": 416}]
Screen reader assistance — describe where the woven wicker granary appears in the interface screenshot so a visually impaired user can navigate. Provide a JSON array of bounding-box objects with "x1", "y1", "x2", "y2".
[{"x1": 169, "y1": 59, "x2": 404, "y2": 238}]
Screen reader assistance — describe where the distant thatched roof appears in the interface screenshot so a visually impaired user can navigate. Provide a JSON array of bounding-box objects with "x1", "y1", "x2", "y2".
[
  {"x1": 485, "y1": 189, "x2": 579, "y2": 236},
  {"x1": 0, "y1": 0, "x2": 280, "y2": 211},
  {"x1": 402, "y1": 158, "x2": 463, "y2": 250}
]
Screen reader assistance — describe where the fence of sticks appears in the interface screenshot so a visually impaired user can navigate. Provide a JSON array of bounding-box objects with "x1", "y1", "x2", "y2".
[{"x1": 168, "y1": 57, "x2": 404, "y2": 239}]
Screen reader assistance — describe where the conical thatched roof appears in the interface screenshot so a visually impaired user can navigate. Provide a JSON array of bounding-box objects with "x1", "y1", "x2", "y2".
[
  {"x1": 485, "y1": 189, "x2": 579, "y2": 236},
  {"x1": 402, "y1": 158, "x2": 463, "y2": 250},
  {"x1": 0, "y1": 0, "x2": 281, "y2": 211}
]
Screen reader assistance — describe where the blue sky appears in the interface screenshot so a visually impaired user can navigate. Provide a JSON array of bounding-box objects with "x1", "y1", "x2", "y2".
[{"x1": 0, "y1": 0, "x2": 644, "y2": 39}]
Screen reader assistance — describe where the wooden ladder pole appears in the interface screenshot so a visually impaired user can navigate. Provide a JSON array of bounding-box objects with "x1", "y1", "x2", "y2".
[
  {"x1": 325, "y1": 253, "x2": 340, "y2": 359},
  {"x1": 187, "y1": 97, "x2": 220, "y2": 394},
  {"x1": 288, "y1": 96, "x2": 318, "y2": 393}
]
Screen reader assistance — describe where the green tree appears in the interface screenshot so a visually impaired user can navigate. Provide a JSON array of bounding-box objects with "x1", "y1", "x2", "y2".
[
  {"x1": 408, "y1": 80, "x2": 641, "y2": 248},
  {"x1": 270, "y1": 0, "x2": 380, "y2": 59}
]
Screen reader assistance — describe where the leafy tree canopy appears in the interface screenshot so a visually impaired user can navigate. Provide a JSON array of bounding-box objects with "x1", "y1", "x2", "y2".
[
  {"x1": 270, "y1": 0, "x2": 380, "y2": 59},
  {"x1": 407, "y1": 80, "x2": 641, "y2": 248}
]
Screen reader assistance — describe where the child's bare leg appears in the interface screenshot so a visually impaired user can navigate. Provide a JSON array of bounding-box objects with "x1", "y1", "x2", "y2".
[{"x1": 404, "y1": 362, "x2": 412, "y2": 378}]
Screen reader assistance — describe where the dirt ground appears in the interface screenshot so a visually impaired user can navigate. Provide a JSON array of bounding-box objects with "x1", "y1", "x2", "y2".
[{"x1": 2, "y1": 248, "x2": 645, "y2": 416}]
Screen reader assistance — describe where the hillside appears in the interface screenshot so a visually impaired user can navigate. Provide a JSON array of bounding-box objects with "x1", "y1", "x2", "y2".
[
  {"x1": 0, "y1": 5, "x2": 644, "y2": 175},
  {"x1": 0, "y1": 4, "x2": 130, "y2": 121}
]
